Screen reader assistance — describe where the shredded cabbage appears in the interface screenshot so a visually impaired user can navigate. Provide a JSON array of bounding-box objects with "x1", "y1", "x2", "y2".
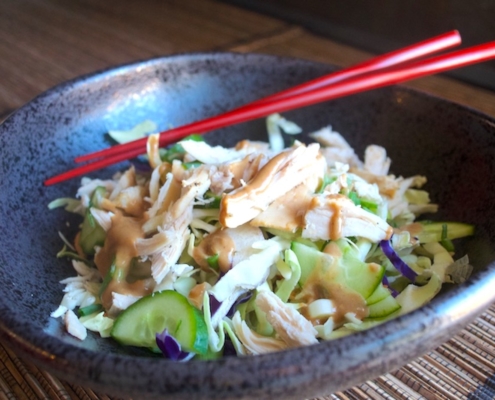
[{"x1": 49, "y1": 114, "x2": 474, "y2": 360}]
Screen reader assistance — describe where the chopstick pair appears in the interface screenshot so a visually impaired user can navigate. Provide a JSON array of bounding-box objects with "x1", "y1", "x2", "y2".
[{"x1": 44, "y1": 30, "x2": 492, "y2": 186}]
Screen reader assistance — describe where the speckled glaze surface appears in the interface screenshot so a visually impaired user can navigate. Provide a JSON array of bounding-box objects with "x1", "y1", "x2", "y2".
[{"x1": 1, "y1": 53, "x2": 495, "y2": 400}]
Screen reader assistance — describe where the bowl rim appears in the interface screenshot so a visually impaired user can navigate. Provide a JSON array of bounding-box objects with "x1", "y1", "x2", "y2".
[{"x1": 2, "y1": 51, "x2": 495, "y2": 398}]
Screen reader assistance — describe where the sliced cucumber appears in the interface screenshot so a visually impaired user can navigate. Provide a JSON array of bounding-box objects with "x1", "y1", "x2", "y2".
[
  {"x1": 79, "y1": 187, "x2": 107, "y2": 255},
  {"x1": 291, "y1": 241, "x2": 384, "y2": 299},
  {"x1": 367, "y1": 294, "x2": 401, "y2": 319},
  {"x1": 291, "y1": 241, "x2": 333, "y2": 284},
  {"x1": 111, "y1": 290, "x2": 208, "y2": 354},
  {"x1": 341, "y1": 255, "x2": 384, "y2": 300},
  {"x1": 366, "y1": 283, "x2": 391, "y2": 305},
  {"x1": 79, "y1": 211, "x2": 106, "y2": 255},
  {"x1": 416, "y1": 221, "x2": 474, "y2": 243}
]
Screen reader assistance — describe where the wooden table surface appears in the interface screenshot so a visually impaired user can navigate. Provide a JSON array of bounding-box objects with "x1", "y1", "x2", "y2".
[{"x1": 2, "y1": 1, "x2": 495, "y2": 399}]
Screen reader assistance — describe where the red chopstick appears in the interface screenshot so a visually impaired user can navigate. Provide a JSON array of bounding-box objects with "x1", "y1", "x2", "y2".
[
  {"x1": 250, "y1": 30, "x2": 461, "y2": 104},
  {"x1": 74, "y1": 31, "x2": 460, "y2": 165},
  {"x1": 47, "y1": 43, "x2": 495, "y2": 187},
  {"x1": 44, "y1": 40, "x2": 495, "y2": 186}
]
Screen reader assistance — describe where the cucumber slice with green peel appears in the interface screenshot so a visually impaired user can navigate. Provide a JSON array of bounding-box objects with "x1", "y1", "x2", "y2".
[
  {"x1": 341, "y1": 256, "x2": 384, "y2": 299},
  {"x1": 291, "y1": 241, "x2": 332, "y2": 284},
  {"x1": 416, "y1": 221, "x2": 474, "y2": 243},
  {"x1": 291, "y1": 241, "x2": 384, "y2": 299},
  {"x1": 79, "y1": 211, "x2": 106, "y2": 255},
  {"x1": 366, "y1": 283, "x2": 391, "y2": 305},
  {"x1": 111, "y1": 290, "x2": 208, "y2": 354},
  {"x1": 89, "y1": 186, "x2": 107, "y2": 209},
  {"x1": 367, "y1": 294, "x2": 401, "y2": 319},
  {"x1": 79, "y1": 187, "x2": 108, "y2": 255}
]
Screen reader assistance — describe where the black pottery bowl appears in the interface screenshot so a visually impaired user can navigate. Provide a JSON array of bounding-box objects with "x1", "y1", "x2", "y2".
[{"x1": 1, "y1": 53, "x2": 495, "y2": 400}]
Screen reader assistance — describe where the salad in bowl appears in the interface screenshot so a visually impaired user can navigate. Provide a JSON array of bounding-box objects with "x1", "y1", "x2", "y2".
[{"x1": 49, "y1": 114, "x2": 474, "y2": 360}]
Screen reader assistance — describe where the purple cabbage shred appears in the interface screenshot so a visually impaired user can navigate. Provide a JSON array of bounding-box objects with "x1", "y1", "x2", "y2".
[
  {"x1": 155, "y1": 329, "x2": 193, "y2": 361},
  {"x1": 226, "y1": 291, "x2": 252, "y2": 318},
  {"x1": 380, "y1": 239, "x2": 417, "y2": 282},
  {"x1": 130, "y1": 159, "x2": 152, "y2": 173},
  {"x1": 381, "y1": 275, "x2": 399, "y2": 298},
  {"x1": 208, "y1": 294, "x2": 222, "y2": 315}
]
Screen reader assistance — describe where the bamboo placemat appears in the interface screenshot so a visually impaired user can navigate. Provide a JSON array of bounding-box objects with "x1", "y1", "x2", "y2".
[
  {"x1": 3, "y1": 2, "x2": 495, "y2": 400},
  {"x1": 1, "y1": 304, "x2": 494, "y2": 399}
]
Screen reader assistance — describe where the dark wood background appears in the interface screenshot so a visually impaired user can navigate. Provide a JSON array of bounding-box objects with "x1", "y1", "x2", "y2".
[{"x1": 223, "y1": 0, "x2": 495, "y2": 90}]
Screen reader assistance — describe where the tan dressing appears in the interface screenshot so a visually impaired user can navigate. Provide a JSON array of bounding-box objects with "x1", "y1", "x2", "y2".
[
  {"x1": 114, "y1": 186, "x2": 148, "y2": 217},
  {"x1": 188, "y1": 282, "x2": 208, "y2": 309},
  {"x1": 147, "y1": 134, "x2": 161, "y2": 169},
  {"x1": 226, "y1": 153, "x2": 265, "y2": 189},
  {"x1": 327, "y1": 283, "x2": 368, "y2": 324},
  {"x1": 250, "y1": 183, "x2": 313, "y2": 233},
  {"x1": 401, "y1": 222, "x2": 423, "y2": 236},
  {"x1": 192, "y1": 229, "x2": 235, "y2": 273},
  {"x1": 94, "y1": 212, "x2": 152, "y2": 311},
  {"x1": 102, "y1": 279, "x2": 154, "y2": 313},
  {"x1": 328, "y1": 200, "x2": 343, "y2": 241},
  {"x1": 219, "y1": 150, "x2": 289, "y2": 225},
  {"x1": 295, "y1": 254, "x2": 368, "y2": 325}
]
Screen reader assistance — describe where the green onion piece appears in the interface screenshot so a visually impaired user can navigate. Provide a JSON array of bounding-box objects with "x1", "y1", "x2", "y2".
[
  {"x1": 56, "y1": 245, "x2": 92, "y2": 265},
  {"x1": 78, "y1": 304, "x2": 103, "y2": 317},
  {"x1": 207, "y1": 254, "x2": 220, "y2": 270},
  {"x1": 161, "y1": 134, "x2": 204, "y2": 163},
  {"x1": 183, "y1": 161, "x2": 203, "y2": 170},
  {"x1": 347, "y1": 191, "x2": 378, "y2": 214},
  {"x1": 360, "y1": 199, "x2": 378, "y2": 214},
  {"x1": 199, "y1": 191, "x2": 221, "y2": 209},
  {"x1": 316, "y1": 174, "x2": 335, "y2": 194},
  {"x1": 348, "y1": 191, "x2": 360, "y2": 206},
  {"x1": 441, "y1": 223, "x2": 448, "y2": 241},
  {"x1": 441, "y1": 239, "x2": 455, "y2": 252},
  {"x1": 99, "y1": 262, "x2": 116, "y2": 297}
]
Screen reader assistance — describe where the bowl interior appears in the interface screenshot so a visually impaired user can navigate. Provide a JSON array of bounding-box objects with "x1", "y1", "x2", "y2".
[{"x1": 1, "y1": 52, "x2": 495, "y2": 399}]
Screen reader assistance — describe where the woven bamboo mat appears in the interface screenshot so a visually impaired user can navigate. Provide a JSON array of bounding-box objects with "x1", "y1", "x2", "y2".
[
  {"x1": 2, "y1": 1, "x2": 495, "y2": 400},
  {"x1": 1, "y1": 305, "x2": 494, "y2": 400}
]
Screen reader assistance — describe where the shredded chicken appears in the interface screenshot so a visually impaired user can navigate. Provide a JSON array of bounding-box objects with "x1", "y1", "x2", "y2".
[
  {"x1": 310, "y1": 127, "x2": 362, "y2": 168},
  {"x1": 220, "y1": 153, "x2": 268, "y2": 191},
  {"x1": 146, "y1": 133, "x2": 162, "y2": 169},
  {"x1": 137, "y1": 170, "x2": 210, "y2": 283},
  {"x1": 77, "y1": 178, "x2": 117, "y2": 208},
  {"x1": 302, "y1": 193, "x2": 393, "y2": 242},
  {"x1": 232, "y1": 311, "x2": 287, "y2": 355},
  {"x1": 324, "y1": 170, "x2": 349, "y2": 195},
  {"x1": 364, "y1": 145, "x2": 391, "y2": 175},
  {"x1": 250, "y1": 182, "x2": 314, "y2": 232},
  {"x1": 113, "y1": 186, "x2": 147, "y2": 217},
  {"x1": 51, "y1": 117, "x2": 460, "y2": 357},
  {"x1": 351, "y1": 178, "x2": 382, "y2": 204},
  {"x1": 220, "y1": 143, "x2": 324, "y2": 228},
  {"x1": 349, "y1": 168, "x2": 400, "y2": 198},
  {"x1": 64, "y1": 309, "x2": 87, "y2": 340},
  {"x1": 89, "y1": 208, "x2": 114, "y2": 232},
  {"x1": 109, "y1": 167, "x2": 136, "y2": 200},
  {"x1": 255, "y1": 291, "x2": 318, "y2": 347}
]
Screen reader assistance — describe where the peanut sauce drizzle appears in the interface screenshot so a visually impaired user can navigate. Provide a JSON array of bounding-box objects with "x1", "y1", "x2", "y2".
[
  {"x1": 192, "y1": 229, "x2": 235, "y2": 274},
  {"x1": 94, "y1": 212, "x2": 153, "y2": 311}
]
